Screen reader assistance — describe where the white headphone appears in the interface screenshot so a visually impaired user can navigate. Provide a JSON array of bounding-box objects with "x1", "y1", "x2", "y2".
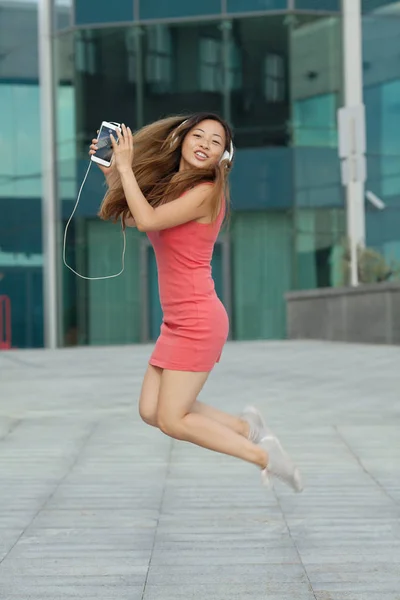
[{"x1": 171, "y1": 119, "x2": 234, "y2": 165}]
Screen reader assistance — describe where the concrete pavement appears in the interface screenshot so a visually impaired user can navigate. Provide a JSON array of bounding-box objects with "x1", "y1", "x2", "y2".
[{"x1": 0, "y1": 340, "x2": 399, "y2": 599}]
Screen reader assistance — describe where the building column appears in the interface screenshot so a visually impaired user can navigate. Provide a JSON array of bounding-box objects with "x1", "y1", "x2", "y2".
[
  {"x1": 341, "y1": 0, "x2": 366, "y2": 286},
  {"x1": 38, "y1": 0, "x2": 59, "y2": 348}
]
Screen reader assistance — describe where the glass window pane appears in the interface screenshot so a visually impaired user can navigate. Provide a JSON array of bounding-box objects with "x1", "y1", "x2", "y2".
[
  {"x1": 145, "y1": 25, "x2": 173, "y2": 93},
  {"x1": 140, "y1": 0, "x2": 221, "y2": 20},
  {"x1": 362, "y1": 0, "x2": 399, "y2": 14},
  {"x1": 73, "y1": 28, "x2": 139, "y2": 157},
  {"x1": 227, "y1": 0, "x2": 287, "y2": 14},
  {"x1": 264, "y1": 53, "x2": 285, "y2": 102},
  {"x1": 0, "y1": 85, "x2": 42, "y2": 198},
  {"x1": 293, "y1": 94, "x2": 338, "y2": 147},
  {"x1": 294, "y1": 209, "x2": 345, "y2": 290},
  {"x1": 85, "y1": 222, "x2": 141, "y2": 345},
  {"x1": 381, "y1": 80, "x2": 400, "y2": 196},
  {"x1": 199, "y1": 38, "x2": 222, "y2": 92},
  {"x1": 290, "y1": 14, "x2": 343, "y2": 212},
  {"x1": 0, "y1": 86, "x2": 15, "y2": 197},
  {"x1": 230, "y1": 148, "x2": 292, "y2": 209},
  {"x1": 363, "y1": 14, "x2": 400, "y2": 201},
  {"x1": 229, "y1": 41, "x2": 242, "y2": 91},
  {"x1": 230, "y1": 16, "x2": 289, "y2": 148},
  {"x1": 57, "y1": 85, "x2": 76, "y2": 201},
  {"x1": 232, "y1": 212, "x2": 292, "y2": 340},
  {"x1": 294, "y1": 147, "x2": 343, "y2": 208},
  {"x1": 74, "y1": 0, "x2": 134, "y2": 25},
  {"x1": 295, "y1": 1, "x2": 340, "y2": 10},
  {"x1": 0, "y1": 2, "x2": 38, "y2": 80},
  {"x1": 142, "y1": 22, "x2": 224, "y2": 124},
  {"x1": 55, "y1": 0, "x2": 72, "y2": 30}
]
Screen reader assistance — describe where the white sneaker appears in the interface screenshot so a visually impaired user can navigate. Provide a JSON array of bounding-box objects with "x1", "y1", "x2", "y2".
[
  {"x1": 241, "y1": 405, "x2": 269, "y2": 444},
  {"x1": 260, "y1": 434, "x2": 303, "y2": 493}
]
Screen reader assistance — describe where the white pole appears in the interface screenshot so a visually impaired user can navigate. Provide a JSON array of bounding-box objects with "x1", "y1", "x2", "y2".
[
  {"x1": 38, "y1": 0, "x2": 59, "y2": 348},
  {"x1": 342, "y1": 0, "x2": 365, "y2": 286}
]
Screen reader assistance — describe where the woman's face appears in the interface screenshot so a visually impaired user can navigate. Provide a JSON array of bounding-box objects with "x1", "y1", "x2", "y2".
[{"x1": 180, "y1": 119, "x2": 227, "y2": 170}]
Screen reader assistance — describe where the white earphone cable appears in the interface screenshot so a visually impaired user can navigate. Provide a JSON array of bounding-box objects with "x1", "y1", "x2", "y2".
[{"x1": 63, "y1": 160, "x2": 126, "y2": 280}]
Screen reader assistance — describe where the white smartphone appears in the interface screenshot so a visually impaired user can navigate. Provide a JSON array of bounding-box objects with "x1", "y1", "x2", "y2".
[{"x1": 91, "y1": 121, "x2": 121, "y2": 167}]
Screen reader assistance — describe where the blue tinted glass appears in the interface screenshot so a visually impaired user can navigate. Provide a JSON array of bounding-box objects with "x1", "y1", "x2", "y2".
[
  {"x1": 293, "y1": 94, "x2": 338, "y2": 147},
  {"x1": 55, "y1": 0, "x2": 72, "y2": 30},
  {"x1": 295, "y1": 0, "x2": 340, "y2": 9},
  {"x1": 75, "y1": 0, "x2": 134, "y2": 25},
  {"x1": 381, "y1": 80, "x2": 400, "y2": 197},
  {"x1": 227, "y1": 0, "x2": 287, "y2": 12},
  {"x1": 294, "y1": 148, "x2": 342, "y2": 208},
  {"x1": 362, "y1": 0, "x2": 399, "y2": 13},
  {"x1": 142, "y1": 22, "x2": 224, "y2": 125},
  {"x1": 0, "y1": 85, "x2": 42, "y2": 198},
  {"x1": 230, "y1": 148, "x2": 292, "y2": 210},
  {"x1": 140, "y1": 0, "x2": 221, "y2": 19},
  {"x1": 57, "y1": 86, "x2": 76, "y2": 202},
  {"x1": 0, "y1": 265, "x2": 44, "y2": 348},
  {"x1": 365, "y1": 79, "x2": 400, "y2": 200}
]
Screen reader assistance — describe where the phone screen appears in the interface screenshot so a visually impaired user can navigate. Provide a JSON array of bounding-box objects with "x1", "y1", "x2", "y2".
[{"x1": 94, "y1": 125, "x2": 119, "y2": 163}]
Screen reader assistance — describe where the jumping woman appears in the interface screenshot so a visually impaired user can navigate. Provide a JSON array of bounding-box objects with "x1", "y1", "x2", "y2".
[{"x1": 89, "y1": 112, "x2": 303, "y2": 493}]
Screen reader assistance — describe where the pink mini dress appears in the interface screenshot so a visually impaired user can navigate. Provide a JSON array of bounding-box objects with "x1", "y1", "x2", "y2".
[{"x1": 146, "y1": 195, "x2": 229, "y2": 372}]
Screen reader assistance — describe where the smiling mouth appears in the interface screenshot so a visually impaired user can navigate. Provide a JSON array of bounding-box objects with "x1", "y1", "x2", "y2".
[{"x1": 194, "y1": 151, "x2": 208, "y2": 160}]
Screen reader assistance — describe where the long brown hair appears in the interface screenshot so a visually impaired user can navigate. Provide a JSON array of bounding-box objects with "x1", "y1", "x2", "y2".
[{"x1": 98, "y1": 112, "x2": 234, "y2": 223}]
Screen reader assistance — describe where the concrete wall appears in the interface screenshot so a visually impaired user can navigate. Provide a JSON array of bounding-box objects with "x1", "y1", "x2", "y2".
[{"x1": 286, "y1": 283, "x2": 400, "y2": 344}]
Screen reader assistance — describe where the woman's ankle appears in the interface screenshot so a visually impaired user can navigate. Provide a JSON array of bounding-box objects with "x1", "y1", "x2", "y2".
[
  {"x1": 257, "y1": 447, "x2": 269, "y2": 470},
  {"x1": 240, "y1": 418, "x2": 250, "y2": 439}
]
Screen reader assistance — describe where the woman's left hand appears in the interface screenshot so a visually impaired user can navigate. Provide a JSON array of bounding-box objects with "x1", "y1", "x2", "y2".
[{"x1": 111, "y1": 123, "x2": 134, "y2": 174}]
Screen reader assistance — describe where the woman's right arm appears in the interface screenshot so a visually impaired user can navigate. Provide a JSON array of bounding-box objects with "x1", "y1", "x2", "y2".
[{"x1": 124, "y1": 215, "x2": 136, "y2": 227}]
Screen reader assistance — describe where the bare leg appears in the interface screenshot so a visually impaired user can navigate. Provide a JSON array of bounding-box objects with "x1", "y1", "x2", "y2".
[
  {"x1": 192, "y1": 400, "x2": 249, "y2": 437},
  {"x1": 138, "y1": 365, "x2": 163, "y2": 426},
  {"x1": 156, "y1": 370, "x2": 267, "y2": 469},
  {"x1": 139, "y1": 366, "x2": 249, "y2": 438}
]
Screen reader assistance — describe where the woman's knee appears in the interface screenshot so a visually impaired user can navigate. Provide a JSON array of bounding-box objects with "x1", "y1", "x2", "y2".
[
  {"x1": 157, "y1": 412, "x2": 185, "y2": 439},
  {"x1": 138, "y1": 365, "x2": 162, "y2": 427},
  {"x1": 139, "y1": 403, "x2": 158, "y2": 427}
]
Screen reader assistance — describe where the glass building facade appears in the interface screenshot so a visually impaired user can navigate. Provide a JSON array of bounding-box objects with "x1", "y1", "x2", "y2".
[{"x1": 1, "y1": 0, "x2": 400, "y2": 348}]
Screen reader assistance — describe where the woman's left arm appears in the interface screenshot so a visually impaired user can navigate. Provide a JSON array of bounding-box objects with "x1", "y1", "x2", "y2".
[{"x1": 111, "y1": 124, "x2": 212, "y2": 232}]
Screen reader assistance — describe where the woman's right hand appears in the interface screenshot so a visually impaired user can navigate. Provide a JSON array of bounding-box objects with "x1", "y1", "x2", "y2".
[{"x1": 89, "y1": 137, "x2": 113, "y2": 176}]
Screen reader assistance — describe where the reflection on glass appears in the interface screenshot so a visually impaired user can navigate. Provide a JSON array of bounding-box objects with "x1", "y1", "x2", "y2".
[
  {"x1": 140, "y1": 0, "x2": 221, "y2": 20},
  {"x1": 74, "y1": 0, "x2": 133, "y2": 25},
  {"x1": 362, "y1": 0, "x2": 399, "y2": 14},
  {"x1": 0, "y1": 85, "x2": 42, "y2": 198},
  {"x1": 295, "y1": 209, "x2": 345, "y2": 290},
  {"x1": 227, "y1": 0, "x2": 287, "y2": 13},
  {"x1": 264, "y1": 54, "x2": 285, "y2": 102},
  {"x1": 0, "y1": 1, "x2": 38, "y2": 80},
  {"x1": 294, "y1": 94, "x2": 338, "y2": 147},
  {"x1": 290, "y1": 13, "x2": 342, "y2": 221},
  {"x1": 57, "y1": 86, "x2": 76, "y2": 201},
  {"x1": 74, "y1": 28, "x2": 138, "y2": 157},
  {"x1": 0, "y1": 0, "x2": 45, "y2": 349},
  {"x1": 55, "y1": 0, "x2": 72, "y2": 30},
  {"x1": 142, "y1": 22, "x2": 224, "y2": 124},
  {"x1": 295, "y1": 0, "x2": 340, "y2": 10},
  {"x1": 146, "y1": 25, "x2": 173, "y2": 94},
  {"x1": 199, "y1": 38, "x2": 222, "y2": 92},
  {"x1": 76, "y1": 31, "x2": 97, "y2": 75},
  {"x1": 362, "y1": 13, "x2": 400, "y2": 289},
  {"x1": 230, "y1": 16, "x2": 289, "y2": 147}
]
